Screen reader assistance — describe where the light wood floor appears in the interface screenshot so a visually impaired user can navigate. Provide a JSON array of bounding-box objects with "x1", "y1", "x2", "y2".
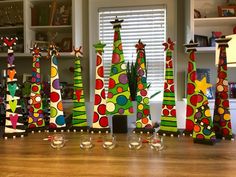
[{"x1": 0, "y1": 132, "x2": 236, "y2": 177}]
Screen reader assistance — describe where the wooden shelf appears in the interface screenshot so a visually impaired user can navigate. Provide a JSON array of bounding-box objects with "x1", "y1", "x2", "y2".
[
  {"x1": 0, "y1": 25, "x2": 23, "y2": 30},
  {"x1": 30, "y1": 25, "x2": 72, "y2": 32},
  {"x1": 194, "y1": 17, "x2": 236, "y2": 26},
  {"x1": 196, "y1": 46, "x2": 215, "y2": 53}
]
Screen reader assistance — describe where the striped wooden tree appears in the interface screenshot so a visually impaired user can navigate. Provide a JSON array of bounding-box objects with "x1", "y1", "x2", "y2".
[
  {"x1": 2, "y1": 37, "x2": 27, "y2": 139},
  {"x1": 133, "y1": 40, "x2": 154, "y2": 134},
  {"x1": 48, "y1": 44, "x2": 66, "y2": 132},
  {"x1": 157, "y1": 38, "x2": 180, "y2": 137},
  {"x1": 213, "y1": 37, "x2": 234, "y2": 140},
  {"x1": 27, "y1": 44, "x2": 45, "y2": 132},
  {"x1": 183, "y1": 40, "x2": 198, "y2": 136},
  {"x1": 70, "y1": 47, "x2": 88, "y2": 132},
  {"x1": 90, "y1": 42, "x2": 110, "y2": 133}
]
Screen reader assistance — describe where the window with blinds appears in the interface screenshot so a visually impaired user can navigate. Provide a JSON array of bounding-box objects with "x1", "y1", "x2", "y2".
[{"x1": 99, "y1": 6, "x2": 166, "y2": 101}]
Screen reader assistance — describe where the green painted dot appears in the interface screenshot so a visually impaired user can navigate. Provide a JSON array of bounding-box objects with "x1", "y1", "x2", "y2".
[
  {"x1": 143, "y1": 97, "x2": 149, "y2": 104},
  {"x1": 136, "y1": 122, "x2": 142, "y2": 128},
  {"x1": 50, "y1": 107, "x2": 57, "y2": 118},
  {"x1": 136, "y1": 95, "x2": 142, "y2": 102}
]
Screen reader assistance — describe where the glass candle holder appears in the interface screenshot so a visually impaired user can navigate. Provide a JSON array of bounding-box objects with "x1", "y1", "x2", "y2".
[
  {"x1": 80, "y1": 135, "x2": 93, "y2": 149},
  {"x1": 50, "y1": 134, "x2": 66, "y2": 149},
  {"x1": 128, "y1": 134, "x2": 142, "y2": 150},
  {"x1": 103, "y1": 134, "x2": 116, "y2": 149},
  {"x1": 149, "y1": 135, "x2": 164, "y2": 151}
]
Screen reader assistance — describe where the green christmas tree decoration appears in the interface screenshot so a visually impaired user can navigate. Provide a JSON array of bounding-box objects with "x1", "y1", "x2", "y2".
[
  {"x1": 70, "y1": 46, "x2": 89, "y2": 132},
  {"x1": 213, "y1": 36, "x2": 234, "y2": 140},
  {"x1": 193, "y1": 77, "x2": 216, "y2": 145},
  {"x1": 157, "y1": 38, "x2": 180, "y2": 137},
  {"x1": 2, "y1": 37, "x2": 27, "y2": 139},
  {"x1": 133, "y1": 40, "x2": 154, "y2": 134},
  {"x1": 106, "y1": 17, "x2": 134, "y2": 116},
  {"x1": 183, "y1": 40, "x2": 198, "y2": 136}
]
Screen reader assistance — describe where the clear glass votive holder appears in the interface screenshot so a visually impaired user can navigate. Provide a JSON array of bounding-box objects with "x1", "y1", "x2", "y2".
[
  {"x1": 128, "y1": 134, "x2": 142, "y2": 150},
  {"x1": 80, "y1": 134, "x2": 93, "y2": 149},
  {"x1": 103, "y1": 134, "x2": 116, "y2": 149},
  {"x1": 50, "y1": 134, "x2": 66, "y2": 149},
  {"x1": 149, "y1": 135, "x2": 164, "y2": 151}
]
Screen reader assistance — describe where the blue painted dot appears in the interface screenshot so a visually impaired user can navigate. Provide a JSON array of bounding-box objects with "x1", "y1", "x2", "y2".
[
  {"x1": 112, "y1": 67, "x2": 118, "y2": 74},
  {"x1": 116, "y1": 95, "x2": 127, "y2": 106},
  {"x1": 53, "y1": 57, "x2": 58, "y2": 65},
  {"x1": 55, "y1": 115, "x2": 65, "y2": 126},
  {"x1": 141, "y1": 77, "x2": 147, "y2": 83}
]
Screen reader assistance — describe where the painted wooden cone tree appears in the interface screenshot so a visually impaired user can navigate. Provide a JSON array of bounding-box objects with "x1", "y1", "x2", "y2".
[
  {"x1": 213, "y1": 37, "x2": 234, "y2": 140},
  {"x1": 106, "y1": 17, "x2": 133, "y2": 116},
  {"x1": 48, "y1": 44, "x2": 66, "y2": 132},
  {"x1": 2, "y1": 37, "x2": 27, "y2": 139},
  {"x1": 193, "y1": 77, "x2": 216, "y2": 145},
  {"x1": 27, "y1": 44, "x2": 45, "y2": 132},
  {"x1": 70, "y1": 47, "x2": 88, "y2": 132},
  {"x1": 89, "y1": 42, "x2": 110, "y2": 133},
  {"x1": 133, "y1": 40, "x2": 154, "y2": 134},
  {"x1": 157, "y1": 38, "x2": 180, "y2": 137},
  {"x1": 183, "y1": 40, "x2": 198, "y2": 136}
]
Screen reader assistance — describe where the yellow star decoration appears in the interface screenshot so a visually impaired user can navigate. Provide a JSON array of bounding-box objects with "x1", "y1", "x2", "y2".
[{"x1": 195, "y1": 77, "x2": 212, "y2": 95}]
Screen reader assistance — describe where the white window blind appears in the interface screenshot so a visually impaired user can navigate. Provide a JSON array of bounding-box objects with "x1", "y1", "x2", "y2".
[{"x1": 99, "y1": 6, "x2": 166, "y2": 101}]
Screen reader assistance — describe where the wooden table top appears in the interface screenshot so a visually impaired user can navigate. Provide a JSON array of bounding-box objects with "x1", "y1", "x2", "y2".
[{"x1": 0, "y1": 132, "x2": 236, "y2": 177}]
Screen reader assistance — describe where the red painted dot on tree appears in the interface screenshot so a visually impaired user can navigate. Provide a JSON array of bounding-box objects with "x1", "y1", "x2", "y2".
[
  {"x1": 32, "y1": 85, "x2": 39, "y2": 92},
  {"x1": 101, "y1": 89, "x2": 106, "y2": 99},
  {"x1": 196, "y1": 134, "x2": 204, "y2": 139},
  {"x1": 189, "y1": 52, "x2": 195, "y2": 62},
  {"x1": 140, "y1": 90, "x2": 147, "y2": 96},
  {"x1": 170, "y1": 109, "x2": 176, "y2": 116},
  {"x1": 162, "y1": 109, "x2": 169, "y2": 116},
  {"x1": 143, "y1": 109, "x2": 149, "y2": 116},
  {"x1": 222, "y1": 100, "x2": 229, "y2": 107},
  {"x1": 190, "y1": 94, "x2": 198, "y2": 106},
  {"x1": 164, "y1": 82, "x2": 168, "y2": 89},
  {"x1": 222, "y1": 128, "x2": 229, "y2": 136},
  {"x1": 34, "y1": 103, "x2": 41, "y2": 109},
  {"x1": 221, "y1": 92, "x2": 228, "y2": 100},
  {"x1": 167, "y1": 105, "x2": 173, "y2": 109},
  {"x1": 97, "y1": 66, "x2": 104, "y2": 78},
  {"x1": 107, "y1": 92, "x2": 113, "y2": 98},
  {"x1": 95, "y1": 79, "x2": 104, "y2": 90},
  {"x1": 216, "y1": 98, "x2": 221, "y2": 105},
  {"x1": 37, "y1": 119, "x2": 43, "y2": 126},
  {"x1": 38, "y1": 110, "x2": 43, "y2": 114},
  {"x1": 218, "y1": 71, "x2": 226, "y2": 79},
  {"x1": 228, "y1": 121, "x2": 232, "y2": 129},
  {"x1": 187, "y1": 83, "x2": 195, "y2": 95},
  {"x1": 186, "y1": 105, "x2": 194, "y2": 117},
  {"x1": 108, "y1": 78, "x2": 115, "y2": 89},
  {"x1": 188, "y1": 62, "x2": 193, "y2": 73},
  {"x1": 167, "y1": 79, "x2": 173, "y2": 85},
  {"x1": 220, "y1": 121, "x2": 226, "y2": 127},
  {"x1": 98, "y1": 104, "x2": 106, "y2": 115},
  {"x1": 170, "y1": 85, "x2": 175, "y2": 92},
  {"x1": 185, "y1": 119, "x2": 194, "y2": 131},
  {"x1": 50, "y1": 92, "x2": 60, "y2": 102},
  {"x1": 190, "y1": 71, "x2": 196, "y2": 82},
  {"x1": 99, "y1": 116, "x2": 108, "y2": 127},
  {"x1": 222, "y1": 64, "x2": 227, "y2": 71},
  {"x1": 114, "y1": 31, "x2": 119, "y2": 41},
  {"x1": 168, "y1": 60, "x2": 173, "y2": 68},
  {"x1": 93, "y1": 112, "x2": 99, "y2": 123},
  {"x1": 96, "y1": 55, "x2": 102, "y2": 66},
  {"x1": 49, "y1": 123, "x2": 57, "y2": 129},
  {"x1": 202, "y1": 118, "x2": 209, "y2": 125},
  {"x1": 197, "y1": 94, "x2": 203, "y2": 103},
  {"x1": 29, "y1": 107, "x2": 34, "y2": 113},
  {"x1": 29, "y1": 124, "x2": 36, "y2": 129},
  {"x1": 94, "y1": 94, "x2": 101, "y2": 105},
  {"x1": 139, "y1": 52, "x2": 144, "y2": 58}
]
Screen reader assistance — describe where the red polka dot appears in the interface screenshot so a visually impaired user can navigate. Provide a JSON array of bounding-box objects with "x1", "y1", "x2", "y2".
[
  {"x1": 95, "y1": 94, "x2": 101, "y2": 105},
  {"x1": 98, "y1": 104, "x2": 106, "y2": 115},
  {"x1": 202, "y1": 118, "x2": 209, "y2": 125},
  {"x1": 186, "y1": 105, "x2": 194, "y2": 117},
  {"x1": 96, "y1": 56, "x2": 102, "y2": 66},
  {"x1": 29, "y1": 107, "x2": 34, "y2": 113},
  {"x1": 222, "y1": 64, "x2": 227, "y2": 71},
  {"x1": 38, "y1": 110, "x2": 43, "y2": 114},
  {"x1": 49, "y1": 123, "x2": 57, "y2": 129},
  {"x1": 112, "y1": 53, "x2": 120, "y2": 64},
  {"x1": 168, "y1": 60, "x2": 173, "y2": 68},
  {"x1": 34, "y1": 103, "x2": 41, "y2": 109},
  {"x1": 140, "y1": 90, "x2": 147, "y2": 96},
  {"x1": 197, "y1": 95, "x2": 203, "y2": 103},
  {"x1": 32, "y1": 85, "x2": 39, "y2": 92},
  {"x1": 189, "y1": 52, "x2": 195, "y2": 62},
  {"x1": 107, "y1": 92, "x2": 113, "y2": 98},
  {"x1": 170, "y1": 85, "x2": 175, "y2": 92},
  {"x1": 167, "y1": 79, "x2": 173, "y2": 85},
  {"x1": 222, "y1": 128, "x2": 229, "y2": 136},
  {"x1": 228, "y1": 122, "x2": 231, "y2": 129},
  {"x1": 220, "y1": 121, "x2": 226, "y2": 127},
  {"x1": 95, "y1": 79, "x2": 104, "y2": 90},
  {"x1": 167, "y1": 105, "x2": 173, "y2": 109},
  {"x1": 187, "y1": 83, "x2": 195, "y2": 95},
  {"x1": 129, "y1": 106, "x2": 134, "y2": 113},
  {"x1": 216, "y1": 98, "x2": 221, "y2": 105},
  {"x1": 166, "y1": 56, "x2": 171, "y2": 61},
  {"x1": 185, "y1": 119, "x2": 194, "y2": 131},
  {"x1": 221, "y1": 92, "x2": 228, "y2": 99},
  {"x1": 32, "y1": 68, "x2": 36, "y2": 72},
  {"x1": 97, "y1": 66, "x2": 104, "y2": 77},
  {"x1": 114, "y1": 31, "x2": 118, "y2": 41},
  {"x1": 101, "y1": 89, "x2": 106, "y2": 99},
  {"x1": 222, "y1": 100, "x2": 229, "y2": 107},
  {"x1": 164, "y1": 82, "x2": 168, "y2": 89},
  {"x1": 218, "y1": 71, "x2": 226, "y2": 79},
  {"x1": 170, "y1": 109, "x2": 176, "y2": 116},
  {"x1": 99, "y1": 116, "x2": 108, "y2": 127},
  {"x1": 196, "y1": 134, "x2": 204, "y2": 139},
  {"x1": 108, "y1": 78, "x2": 115, "y2": 89},
  {"x1": 37, "y1": 119, "x2": 43, "y2": 126},
  {"x1": 93, "y1": 112, "x2": 99, "y2": 123},
  {"x1": 162, "y1": 104, "x2": 165, "y2": 109},
  {"x1": 29, "y1": 124, "x2": 36, "y2": 129},
  {"x1": 163, "y1": 109, "x2": 169, "y2": 116},
  {"x1": 143, "y1": 109, "x2": 149, "y2": 115},
  {"x1": 139, "y1": 52, "x2": 144, "y2": 58},
  {"x1": 50, "y1": 92, "x2": 60, "y2": 102},
  {"x1": 190, "y1": 71, "x2": 196, "y2": 82},
  {"x1": 190, "y1": 95, "x2": 198, "y2": 106},
  {"x1": 188, "y1": 62, "x2": 193, "y2": 73}
]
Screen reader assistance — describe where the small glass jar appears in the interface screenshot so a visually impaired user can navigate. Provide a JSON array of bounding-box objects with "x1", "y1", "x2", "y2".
[
  {"x1": 80, "y1": 134, "x2": 93, "y2": 149},
  {"x1": 149, "y1": 135, "x2": 164, "y2": 151},
  {"x1": 103, "y1": 134, "x2": 116, "y2": 149},
  {"x1": 128, "y1": 134, "x2": 142, "y2": 150},
  {"x1": 50, "y1": 134, "x2": 66, "y2": 149}
]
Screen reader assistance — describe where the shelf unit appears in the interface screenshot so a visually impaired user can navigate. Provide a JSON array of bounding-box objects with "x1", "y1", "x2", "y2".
[
  {"x1": 185, "y1": 0, "x2": 236, "y2": 53},
  {"x1": 0, "y1": 0, "x2": 83, "y2": 56}
]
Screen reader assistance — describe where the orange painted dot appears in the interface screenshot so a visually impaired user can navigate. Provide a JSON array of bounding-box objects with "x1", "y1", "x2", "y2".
[
  {"x1": 194, "y1": 124, "x2": 201, "y2": 133},
  {"x1": 57, "y1": 101, "x2": 63, "y2": 111},
  {"x1": 117, "y1": 87, "x2": 123, "y2": 93},
  {"x1": 141, "y1": 117, "x2": 149, "y2": 124},
  {"x1": 138, "y1": 83, "x2": 143, "y2": 90}
]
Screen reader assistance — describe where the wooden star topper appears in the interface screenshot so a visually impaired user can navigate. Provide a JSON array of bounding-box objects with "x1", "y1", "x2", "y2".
[
  {"x1": 93, "y1": 41, "x2": 106, "y2": 53},
  {"x1": 135, "y1": 39, "x2": 146, "y2": 52},
  {"x1": 71, "y1": 46, "x2": 83, "y2": 58},
  {"x1": 1, "y1": 37, "x2": 18, "y2": 48},
  {"x1": 30, "y1": 44, "x2": 43, "y2": 56},
  {"x1": 163, "y1": 38, "x2": 175, "y2": 51},
  {"x1": 47, "y1": 44, "x2": 60, "y2": 58},
  {"x1": 195, "y1": 77, "x2": 212, "y2": 95}
]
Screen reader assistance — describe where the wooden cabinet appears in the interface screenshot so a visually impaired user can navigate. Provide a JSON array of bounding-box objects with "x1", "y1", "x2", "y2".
[
  {"x1": 185, "y1": 0, "x2": 236, "y2": 53},
  {"x1": 0, "y1": 0, "x2": 83, "y2": 56}
]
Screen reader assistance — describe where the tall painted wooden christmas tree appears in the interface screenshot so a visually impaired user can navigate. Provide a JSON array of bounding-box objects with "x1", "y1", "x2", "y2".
[
  {"x1": 70, "y1": 47, "x2": 88, "y2": 132},
  {"x1": 27, "y1": 44, "x2": 45, "y2": 132},
  {"x1": 183, "y1": 40, "x2": 198, "y2": 136},
  {"x1": 106, "y1": 17, "x2": 133, "y2": 116},
  {"x1": 2, "y1": 37, "x2": 27, "y2": 139},
  {"x1": 48, "y1": 44, "x2": 66, "y2": 132},
  {"x1": 133, "y1": 40, "x2": 154, "y2": 134},
  {"x1": 213, "y1": 36, "x2": 234, "y2": 140},
  {"x1": 90, "y1": 42, "x2": 110, "y2": 133},
  {"x1": 157, "y1": 38, "x2": 180, "y2": 137},
  {"x1": 193, "y1": 77, "x2": 216, "y2": 145}
]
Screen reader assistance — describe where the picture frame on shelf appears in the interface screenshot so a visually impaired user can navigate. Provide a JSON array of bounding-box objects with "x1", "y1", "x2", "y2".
[
  {"x1": 229, "y1": 82, "x2": 236, "y2": 98},
  {"x1": 22, "y1": 73, "x2": 32, "y2": 83},
  {"x1": 218, "y1": 6, "x2": 236, "y2": 17},
  {"x1": 194, "y1": 35, "x2": 208, "y2": 47},
  {"x1": 61, "y1": 38, "x2": 72, "y2": 52}
]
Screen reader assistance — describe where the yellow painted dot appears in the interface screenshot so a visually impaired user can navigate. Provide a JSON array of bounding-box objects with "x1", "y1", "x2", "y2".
[
  {"x1": 51, "y1": 66, "x2": 57, "y2": 78},
  {"x1": 224, "y1": 113, "x2": 231, "y2": 121},
  {"x1": 33, "y1": 113, "x2": 39, "y2": 118},
  {"x1": 217, "y1": 85, "x2": 224, "y2": 92},
  {"x1": 28, "y1": 117, "x2": 33, "y2": 123},
  {"x1": 218, "y1": 107, "x2": 224, "y2": 115},
  {"x1": 140, "y1": 63, "x2": 145, "y2": 69},
  {"x1": 205, "y1": 109, "x2": 211, "y2": 117},
  {"x1": 138, "y1": 104, "x2": 144, "y2": 110}
]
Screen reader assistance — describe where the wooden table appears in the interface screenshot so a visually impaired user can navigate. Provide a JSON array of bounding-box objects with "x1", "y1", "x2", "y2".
[{"x1": 0, "y1": 132, "x2": 236, "y2": 177}]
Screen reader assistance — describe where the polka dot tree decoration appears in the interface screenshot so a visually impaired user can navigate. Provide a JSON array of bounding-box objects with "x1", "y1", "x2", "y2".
[
  {"x1": 70, "y1": 47, "x2": 89, "y2": 132},
  {"x1": 213, "y1": 37, "x2": 234, "y2": 140},
  {"x1": 48, "y1": 45, "x2": 66, "y2": 132},
  {"x1": 106, "y1": 17, "x2": 133, "y2": 115},
  {"x1": 2, "y1": 37, "x2": 27, "y2": 139},
  {"x1": 89, "y1": 41, "x2": 110, "y2": 133},
  {"x1": 193, "y1": 77, "x2": 216, "y2": 145},
  {"x1": 157, "y1": 38, "x2": 180, "y2": 137},
  {"x1": 133, "y1": 40, "x2": 154, "y2": 134},
  {"x1": 183, "y1": 40, "x2": 198, "y2": 136},
  {"x1": 27, "y1": 44, "x2": 45, "y2": 132}
]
